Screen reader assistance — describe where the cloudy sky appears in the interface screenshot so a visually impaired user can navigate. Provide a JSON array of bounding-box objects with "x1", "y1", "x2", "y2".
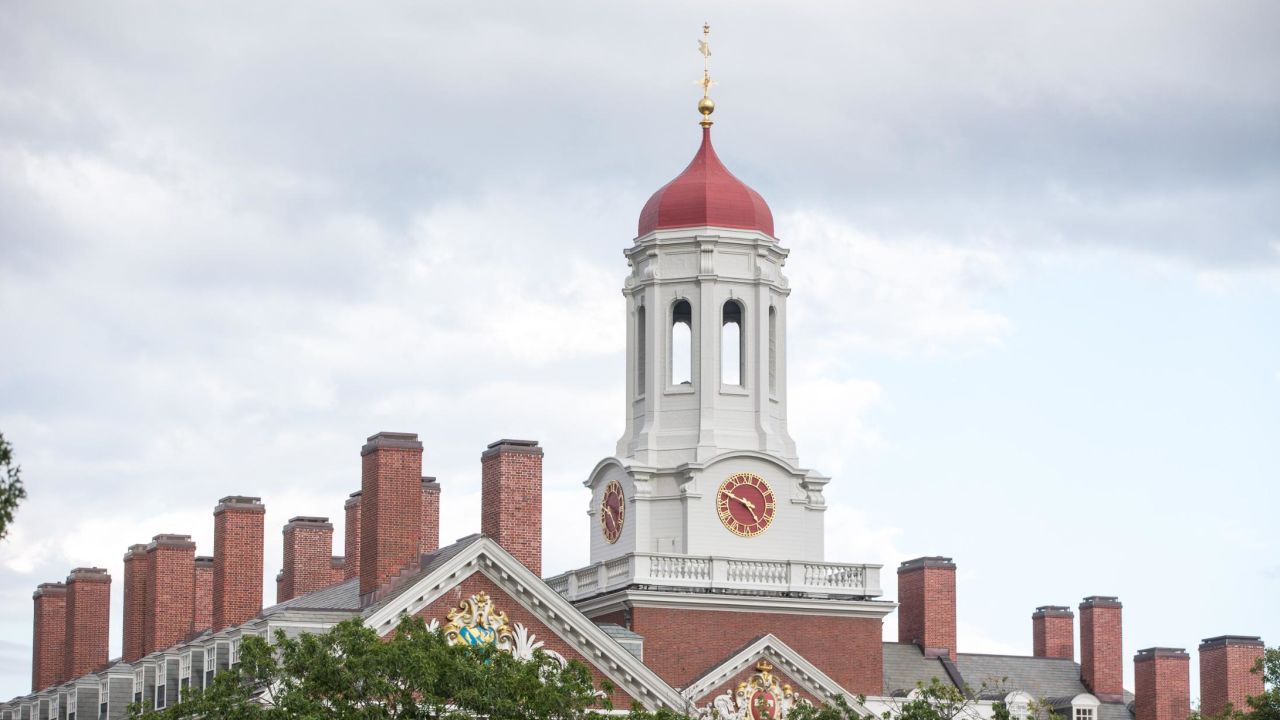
[{"x1": 1, "y1": 0, "x2": 1277, "y2": 704}]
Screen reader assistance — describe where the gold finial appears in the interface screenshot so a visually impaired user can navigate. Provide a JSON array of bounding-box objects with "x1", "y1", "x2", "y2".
[{"x1": 697, "y1": 22, "x2": 715, "y2": 127}]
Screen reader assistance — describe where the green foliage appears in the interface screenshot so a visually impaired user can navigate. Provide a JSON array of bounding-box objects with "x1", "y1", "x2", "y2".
[
  {"x1": 132, "y1": 616, "x2": 611, "y2": 720},
  {"x1": 1246, "y1": 647, "x2": 1280, "y2": 720},
  {"x1": 0, "y1": 432, "x2": 26, "y2": 542}
]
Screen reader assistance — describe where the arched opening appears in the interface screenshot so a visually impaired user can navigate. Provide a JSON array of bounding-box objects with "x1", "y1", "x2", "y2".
[
  {"x1": 636, "y1": 305, "x2": 646, "y2": 394},
  {"x1": 671, "y1": 300, "x2": 692, "y2": 385},
  {"x1": 722, "y1": 300, "x2": 743, "y2": 386},
  {"x1": 768, "y1": 305, "x2": 777, "y2": 395}
]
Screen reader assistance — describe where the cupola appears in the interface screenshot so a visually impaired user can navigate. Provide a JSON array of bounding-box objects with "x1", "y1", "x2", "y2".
[{"x1": 637, "y1": 127, "x2": 774, "y2": 237}]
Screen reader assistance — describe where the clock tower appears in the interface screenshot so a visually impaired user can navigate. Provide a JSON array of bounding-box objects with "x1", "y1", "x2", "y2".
[{"x1": 582, "y1": 61, "x2": 831, "y2": 567}]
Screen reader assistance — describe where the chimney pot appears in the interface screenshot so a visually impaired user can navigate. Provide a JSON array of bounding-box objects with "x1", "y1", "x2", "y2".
[
  {"x1": 32, "y1": 582, "x2": 67, "y2": 691},
  {"x1": 1080, "y1": 595, "x2": 1125, "y2": 702},
  {"x1": 213, "y1": 495, "x2": 266, "y2": 631},
  {"x1": 897, "y1": 556, "x2": 957, "y2": 659},
  {"x1": 64, "y1": 568, "x2": 111, "y2": 680},
  {"x1": 359, "y1": 432, "x2": 424, "y2": 601},
  {"x1": 281, "y1": 515, "x2": 336, "y2": 602},
  {"x1": 1033, "y1": 605, "x2": 1075, "y2": 660},
  {"x1": 480, "y1": 438, "x2": 544, "y2": 576},
  {"x1": 1135, "y1": 646, "x2": 1191, "y2": 720},
  {"x1": 1198, "y1": 635, "x2": 1265, "y2": 717}
]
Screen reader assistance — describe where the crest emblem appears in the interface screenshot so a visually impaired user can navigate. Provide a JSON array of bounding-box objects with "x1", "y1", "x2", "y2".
[
  {"x1": 432, "y1": 591, "x2": 567, "y2": 667},
  {"x1": 702, "y1": 660, "x2": 810, "y2": 720}
]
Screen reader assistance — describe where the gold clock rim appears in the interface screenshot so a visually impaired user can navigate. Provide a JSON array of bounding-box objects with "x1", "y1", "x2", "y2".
[
  {"x1": 715, "y1": 472, "x2": 775, "y2": 538},
  {"x1": 599, "y1": 479, "x2": 625, "y2": 544}
]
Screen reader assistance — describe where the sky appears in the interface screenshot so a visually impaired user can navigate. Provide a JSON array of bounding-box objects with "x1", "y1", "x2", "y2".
[{"x1": 1, "y1": 0, "x2": 1278, "y2": 705}]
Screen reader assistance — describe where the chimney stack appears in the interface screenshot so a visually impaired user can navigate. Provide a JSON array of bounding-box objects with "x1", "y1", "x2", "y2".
[
  {"x1": 360, "y1": 432, "x2": 424, "y2": 599},
  {"x1": 121, "y1": 544, "x2": 149, "y2": 663},
  {"x1": 212, "y1": 496, "x2": 265, "y2": 631},
  {"x1": 281, "y1": 516, "x2": 335, "y2": 601},
  {"x1": 1198, "y1": 635, "x2": 1265, "y2": 717},
  {"x1": 896, "y1": 556, "x2": 957, "y2": 659},
  {"x1": 1135, "y1": 647, "x2": 1190, "y2": 720},
  {"x1": 192, "y1": 556, "x2": 214, "y2": 636},
  {"x1": 420, "y1": 477, "x2": 441, "y2": 555},
  {"x1": 329, "y1": 556, "x2": 345, "y2": 585},
  {"x1": 63, "y1": 568, "x2": 110, "y2": 680},
  {"x1": 343, "y1": 491, "x2": 362, "y2": 581},
  {"x1": 1033, "y1": 606, "x2": 1075, "y2": 659},
  {"x1": 1080, "y1": 596, "x2": 1124, "y2": 702},
  {"x1": 145, "y1": 534, "x2": 196, "y2": 653},
  {"x1": 480, "y1": 439, "x2": 543, "y2": 576},
  {"x1": 31, "y1": 583, "x2": 67, "y2": 691}
]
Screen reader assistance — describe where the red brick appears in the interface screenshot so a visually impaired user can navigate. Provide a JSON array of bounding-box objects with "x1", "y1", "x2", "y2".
[
  {"x1": 64, "y1": 567, "x2": 111, "y2": 680},
  {"x1": 281, "y1": 516, "x2": 335, "y2": 601},
  {"x1": 32, "y1": 583, "x2": 66, "y2": 691},
  {"x1": 213, "y1": 496, "x2": 265, "y2": 631},
  {"x1": 1199, "y1": 635, "x2": 1265, "y2": 717},
  {"x1": 330, "y1": 556, "x2": 346, "y2": 585},
  {"x1": 121, "y1": 544, "x2": 149, "y2": 663},
  {"x1": 480, "y1": 440, "x2": 542, "y2": 577},
  {"x1": 344, "y1": 492, "x2": 362, "y2": 582},
  {"x1": 145, "y1": 534, "x2": 195, "y2": 652},
  {"x1": 695, "y1": 661, "x2": 821, "y2": 707},
  {"x1": 1033, "y1": 606, "x2": 1074, "y2": 660},
  {"x1": 1135, "y1": 647, "x2": 1190, "y2": 720},
  {"x1": 1080, "y1": 596, "x2": 1124, "y2": 701},
  {"x1": 897, "y1": 557, "x2": 956, "y2": 659},
  {"x1": 360, "y1": 432, "x2": 424, "y2": 599},
  {"x1": 420, "y1": 477, "x2": 440, "y2": 555},
  {"x1": 192, "y1": 556, "x2": 214, "y2": 636}
]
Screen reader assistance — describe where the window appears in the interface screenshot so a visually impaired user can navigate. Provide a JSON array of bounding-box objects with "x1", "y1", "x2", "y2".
[
  {"x1": 721, "y1": 300, "x2": 743, "y2": 386},
  {"x1": 636, "y1": 305, "x2": 646, "y2": 394},
  {"x1": 671, "y1": 300, "x2": 693, "y2": 385},
  {"x1": 1004, "y1": 691, "x2": 1032, "y2": 720},
  {"x1": 155, "y1": 661, "x2": 167, "y2": 709},
  {"x1": 179, "y1": 652, "x2": 192, "y2": 697},
  {"x1": 229, "y1": 638, "x2": 242, "y2": 666},
  {"x1": 1071, "y1": 693, "x2": 1100, "y2": 720},
  {"x1": 133, "y1": 668, "x2": 144, "y2": 705},
  {"x1": 768, "y1": 305, "x2": 777, "y2": 395},
  {"x1": 204, "y1": 644, "x2": 217, "y2": 686},
  {"x1": 1074, "y1": 708, "x2": 1093, "y2": 720},
  {"x1": 99, "y1": 679, "x2": 108, "y2": 720},
  {"x1": 50, "y1": 695, "x2": 59, "y2": 718}
]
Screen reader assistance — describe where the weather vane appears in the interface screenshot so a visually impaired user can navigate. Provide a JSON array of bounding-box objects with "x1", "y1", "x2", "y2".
[{"x1": 697, "y1": 22, "x2": 716, "y2": 127}]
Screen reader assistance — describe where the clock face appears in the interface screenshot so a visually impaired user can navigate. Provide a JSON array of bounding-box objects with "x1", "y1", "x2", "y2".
[
  {"x1": 599, "y1": 480, "x2": 625, "y2": 544},
  {"x1": 716, "y1": 472, "x2": 776, "y2": 537}
]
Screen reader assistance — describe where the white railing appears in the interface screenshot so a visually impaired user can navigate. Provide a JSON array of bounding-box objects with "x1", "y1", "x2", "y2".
[{"x1": 544, "y1": 553, "x2": 881, "y2": 601}]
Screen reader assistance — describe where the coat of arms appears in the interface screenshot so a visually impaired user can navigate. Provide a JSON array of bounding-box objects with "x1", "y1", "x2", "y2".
[
  {"x1": 431, "y1": 591, "x2": 566, "y2": 667},
  {"x1": 702, "y1": 660, "x2": 810, "y2": 720}
]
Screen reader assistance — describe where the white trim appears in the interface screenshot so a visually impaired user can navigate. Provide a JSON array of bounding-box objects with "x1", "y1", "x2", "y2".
[
  {"x1": 361, "y1": 536, "x2": 691, "y2": 713},
  {"x1": 575, "y1": 588, "x2": 896, "y2": 619},
  {"x1": 679, "y1": 633, "x2": 870, "y2": 712}
]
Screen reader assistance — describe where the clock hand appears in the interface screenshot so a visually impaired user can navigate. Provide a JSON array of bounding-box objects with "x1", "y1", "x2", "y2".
[{"x1": 731, "y1": 494, "x2": 761, "y2": 522}]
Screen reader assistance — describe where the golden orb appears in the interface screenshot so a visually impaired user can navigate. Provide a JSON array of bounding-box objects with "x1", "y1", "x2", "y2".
[{"x1": 698, "y1": 96, "x2": 716, "y2": 116}]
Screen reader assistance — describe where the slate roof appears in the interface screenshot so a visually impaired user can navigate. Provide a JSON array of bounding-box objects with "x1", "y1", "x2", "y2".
[
  {"x1": 361, "y1": 534, "x2": 485, "y2": 616},
  {"x1": 262, "y1": 577, "x2": 362, "y2": 615},
  {"x1": 883, "y1": 642, "x2": 1133, "y2": 720}
]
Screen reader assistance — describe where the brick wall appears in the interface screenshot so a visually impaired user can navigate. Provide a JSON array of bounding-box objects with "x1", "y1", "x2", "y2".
[
  {"x1": 344, "y1": 492, "x2": 362, "y2": 581},
  {"x1": 408, "y1": 574, "x2": 634, "y2": 710},
  {"x1": 1080, "y1": 596, "x2": 1124, "y2": 701},
  {"x1": 897, "y1": 556, "x2": 956, "y2": 659},
  {"x1": 63, "y1": 568, "x2": 110, "y2": 680},
  {"x1": 1135, "y1": 647, "x2": 1190, "y2": 720},
  {"x1": 360, "y1": 432, "x2": 424, "y2": 599},
  {"x1": 480, "y1": 440, "x2": 543, "y2": 577},
  {"x1": 330, "y1": 557, "x2": 346, "y2": 585},
  {"x1": 31, "y1": 583, "x2": 66, "y2": 691},
  {"x1": 192, "y1": 556, "x2": 214, "y2": 636},
  {"x1": 624, "y1": 605, "x2": 883, "y2": 695},
  {"x1": 145, "y1": 534, "x2": 195, "y2": 653},
  {"x1": 281, "y1": 516, "x2": 335, "y2": 601},
  {"x1": 1199, "y1": 635, "x2": 1265, "y2": 717},
  {"x1": 121, "y1": 544, "x2": 149, "y2": 663},
  {"x1": 213, "y1": 496, "x2": 265, "y2": 631},
  {"x1": 420, "y1": 477, "x2": 440, "y2": 555},
  {"x1": 1033, "y1": 606, "x2": 1074, "y2": 659}
]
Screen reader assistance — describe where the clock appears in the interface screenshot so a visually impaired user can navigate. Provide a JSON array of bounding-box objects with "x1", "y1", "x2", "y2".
[
  {"x1": 716, "y1": 472, "x2": 776, "y2": 537},
  {"x1": 600, "y1": 480, "x2": 625, "y2": 544}
]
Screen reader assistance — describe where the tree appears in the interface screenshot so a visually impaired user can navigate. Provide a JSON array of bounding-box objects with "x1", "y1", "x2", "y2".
[
  {"x1": 1245, "y1": 647, "x2": 1280, "y2": 720},
  {"x1": 0, "y1": 432, "x2": 26, "y2": 542},
  {"x1": 133, "y1": 615, "x2": 613, "y2": 720}
]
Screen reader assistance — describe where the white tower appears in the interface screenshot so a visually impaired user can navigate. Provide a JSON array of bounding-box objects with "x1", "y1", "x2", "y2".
[{"x1": 583, "y1": 95, "x2": 830, "y2": 566}]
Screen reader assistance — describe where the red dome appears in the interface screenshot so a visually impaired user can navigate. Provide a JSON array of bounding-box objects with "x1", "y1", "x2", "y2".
[{"x1": 637, "y1": 127, "x2": 774, "y2": 237}]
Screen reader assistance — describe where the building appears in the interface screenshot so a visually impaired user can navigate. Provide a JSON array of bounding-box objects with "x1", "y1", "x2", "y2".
[{"x1": 4, "y1": 74, "x2": 1266, "y2": 720}]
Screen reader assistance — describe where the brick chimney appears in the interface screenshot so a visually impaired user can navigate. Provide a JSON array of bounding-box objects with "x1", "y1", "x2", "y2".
[
  {"x1": 32, "y1": 583, "x2": 66, "y2": 691},
  {"x1": 329, "y1": 556, "x2": 345, "y2": 585},
  {"x1": 145, "y1": 534, "x2": 195, "y2": 653},
  {"x1": 1033, "y1": 605, "x2": 1075, "y2": 659},
  {"x1": 360, "y1": 432, "x2": 424, "y2": 599},
  {"x1": 192, "y1": 556, "x2": 214, "y2": 636},
  {"x1": 213, "y1": 496, "x2": 265, "y2": 631},
  {"x1": 896, "y1": 556, "x2": 957, "y2": 659},
  {"x1": 1135, "y1": 647, "x2": 1190, "y2": 720},
  {"x1": 481, "y1": 439, "x2": 543, "y2": 576},
  {"x1": 121, "y1": 544, "x2": 148, "y2": 663},
  {"x1": 1080, "y1": 596, "x2": 1124, "y2": 702},
  {"x1": 281, "y1": 516, "x2": 335, "y2": 602},
  {"x1": 420, "y1": 477, "x2": 440, "y2": 555},
  {"x1": 343, "y1": 491, "x2": 362, "y2": 581},
  {"x1": 63, "y1": 568, "x2": 110, "y2": 680},
  {"x1": 1199, "y1": 635, "x2": 1265, "y2": 717}
]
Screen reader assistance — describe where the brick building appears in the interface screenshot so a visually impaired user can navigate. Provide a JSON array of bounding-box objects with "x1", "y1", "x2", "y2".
[{"x1": 4, "y1": 93, "x2": 1266, "y2": 720}]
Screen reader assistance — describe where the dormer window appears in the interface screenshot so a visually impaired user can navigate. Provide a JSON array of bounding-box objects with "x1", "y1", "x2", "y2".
[
  {"x1": 671, "y1": 300, "x2": 693, "y2": 385},
  {"x1": 229, "y1": 637, "x2": 242, "y2": 666},
  {"x1": 1071, "y1": 693, "x2": 1100, "y2": 720},
  {"x1": 132, "y1": 668, "x2": 144, "y2": 705},
  {"x1": 155, "y1": 661, "x2": 167, "y2": 709},
  {"x1": 721, "y1": 300, "x2": 743, "y2": 386},
  {"x1": 1004, "y1": 691, "x2": 1032, "y2": 720},
  {"x1": 99, "y1": 679, "x2": 109, "y2": 720},
  {"x1": 204, "y1": 644, "x2": 217, "y2": 686}
]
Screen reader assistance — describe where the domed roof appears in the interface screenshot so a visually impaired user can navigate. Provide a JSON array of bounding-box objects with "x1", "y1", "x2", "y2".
[{"x1": 637, "y1": 127, "x2": 774, "y2": 237}]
